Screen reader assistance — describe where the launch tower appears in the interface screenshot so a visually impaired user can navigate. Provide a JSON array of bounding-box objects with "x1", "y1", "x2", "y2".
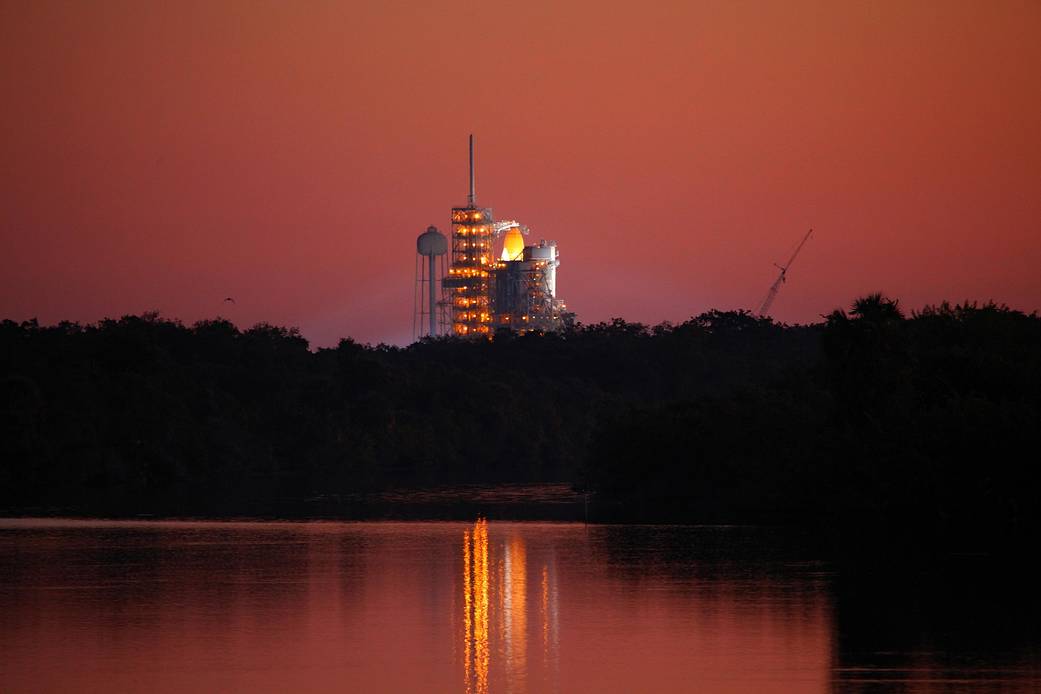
[
  {"x1": 442, "y1": 135, "x2": 495, "y2": 335},
  {"x1": 440, "y1": 135, "x2": 571, "y2": 336}
]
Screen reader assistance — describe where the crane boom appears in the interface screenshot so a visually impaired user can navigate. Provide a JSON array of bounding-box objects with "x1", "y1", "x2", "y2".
[
  {"x1": 757, "y1": 229, "x2": 813, "y2": 317},
  {"x1": 782, "y1": 228, "x2": 813, "y2": 274}
]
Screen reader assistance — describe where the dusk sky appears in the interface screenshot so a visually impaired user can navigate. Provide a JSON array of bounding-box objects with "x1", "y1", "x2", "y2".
[{"x1": 2, "y1": 0, "x2": 1039, "y2": 347}]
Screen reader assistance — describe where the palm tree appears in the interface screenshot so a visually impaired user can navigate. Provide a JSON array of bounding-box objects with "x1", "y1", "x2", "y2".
[{"x1": 850, "y1": 293, "x2": 904, "y2": 323}]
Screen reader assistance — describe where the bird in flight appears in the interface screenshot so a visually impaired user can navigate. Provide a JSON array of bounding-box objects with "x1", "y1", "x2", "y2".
[{"x1": 224, "y1": 297, "x2": 235, "y2": 304}]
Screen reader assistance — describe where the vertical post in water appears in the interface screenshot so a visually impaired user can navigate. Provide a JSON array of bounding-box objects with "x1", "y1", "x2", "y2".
[
  {"x1": 468, "y1": 134, "x2": 475, "y2": 208},
  {"x1": 428, "y1": 253, "x2": 436, "y2": 337}
]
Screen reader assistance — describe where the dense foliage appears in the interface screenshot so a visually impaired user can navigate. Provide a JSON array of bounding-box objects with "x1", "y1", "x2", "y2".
[
  {"x1": 587, "y1": 296, "x2": 1041, "y2": 551},
  {"x1": 2, "y1": 296, "x2": 1039, "y2": 549},
  {"x1": 0, "y1": 309, "x2": 813, "y2": 514}
]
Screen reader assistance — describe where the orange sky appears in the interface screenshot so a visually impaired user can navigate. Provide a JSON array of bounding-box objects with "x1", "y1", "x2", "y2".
[{"x1": 2, "y1": 0, "x2": 1039, "y2": 346}]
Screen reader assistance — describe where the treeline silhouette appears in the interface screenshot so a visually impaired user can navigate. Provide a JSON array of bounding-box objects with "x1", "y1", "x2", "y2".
[
  {"x1": 586, "y1": 295, "x2": 1041, "y2": 551},
  {"x1": 1, "y1": 295, "x2": 1038, "y2": 548}
]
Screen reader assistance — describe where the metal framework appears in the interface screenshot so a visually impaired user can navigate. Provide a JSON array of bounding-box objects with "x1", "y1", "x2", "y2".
[
  {"x1": 491, "y1": 252, "x2": 561, "y2": 331},
  {"x1": 445, "y1": 206, "x2": 495, "y2": 335}
]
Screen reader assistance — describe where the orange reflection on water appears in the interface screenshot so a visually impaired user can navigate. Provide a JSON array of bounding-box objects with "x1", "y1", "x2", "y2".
[
  {"x1": 462, "y1": 519, "x2": 490, "y2": 694},
  {"x1": 461, "y1": 521, "x2": 561, "y2": 693},
  {"x1": 541, "y1": 565, "x2": 549, "y2": 664},
  {"x1": 463, "y1": 527, "x2": 472, "y2": 693},
  {"x1": 505, "y1": 536, "x2": 526, "y2": 684}
]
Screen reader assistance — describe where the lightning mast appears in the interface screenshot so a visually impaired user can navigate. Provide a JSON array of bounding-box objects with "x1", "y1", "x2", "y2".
[
  {"x1": 758, "y1": 229, "x2": 813, "y2": 317},
  {"x1": 468, "y1": 134, "x2": 475, "y2": 207}
]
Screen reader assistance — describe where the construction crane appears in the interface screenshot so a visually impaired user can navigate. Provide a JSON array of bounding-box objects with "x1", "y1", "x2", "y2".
[{"x1": 758, "y1": 229, "x2": 813, "y2": 317}]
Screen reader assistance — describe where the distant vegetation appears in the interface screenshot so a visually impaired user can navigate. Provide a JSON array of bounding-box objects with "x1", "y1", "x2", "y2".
[{"x1": 2, "y1": 296, "x2": 1039, "y2": 550}]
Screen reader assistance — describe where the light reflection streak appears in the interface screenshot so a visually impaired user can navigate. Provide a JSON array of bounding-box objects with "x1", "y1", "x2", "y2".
[
  {"x1": 461, "y1": 521, "x2": 558, "y2": 693},
  {"x1": 541, "y1": 565, "x2": 549, "y2": 664},
  {"x1": 463, "y1": 528, "x2": 472, "y2": 694},
  {"x1": 462, "y1": 519, "x2": 490, "y2": 694},
  {"x1": 508, "y1": 536, "x2": 526, "y2": 683},
  {"x1": 477, "y1": 520, "x2": 488, "y2": 694}
]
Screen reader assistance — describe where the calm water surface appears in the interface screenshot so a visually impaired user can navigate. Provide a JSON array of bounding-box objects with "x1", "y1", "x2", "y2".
[{"x1": 1, "y1": 519, "x2": 1039, "y2": 693}]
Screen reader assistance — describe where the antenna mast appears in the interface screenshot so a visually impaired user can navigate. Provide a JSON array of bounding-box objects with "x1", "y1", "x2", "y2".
[
  {"x1": 758, "y1": 229, "x2": 813, "y2": 317},
  {"x1": 467, "y1": 134, "x2": 475, "y2": 207}
]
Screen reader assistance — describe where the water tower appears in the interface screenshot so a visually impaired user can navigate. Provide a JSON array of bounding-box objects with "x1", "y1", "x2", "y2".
[{"x1": 414, "y1": 225, "x2": 448, "y2": 339}]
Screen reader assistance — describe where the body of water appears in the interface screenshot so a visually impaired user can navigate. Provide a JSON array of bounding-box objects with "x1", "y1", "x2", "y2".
[{"x1": 1, "y1": 519, "x2": 1039, "y2": 692}]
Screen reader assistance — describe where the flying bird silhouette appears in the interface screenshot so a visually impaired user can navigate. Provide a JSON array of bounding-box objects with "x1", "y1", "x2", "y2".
[{"x1": 223, "y1": 297, "x2": 235, "y2": 304}]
